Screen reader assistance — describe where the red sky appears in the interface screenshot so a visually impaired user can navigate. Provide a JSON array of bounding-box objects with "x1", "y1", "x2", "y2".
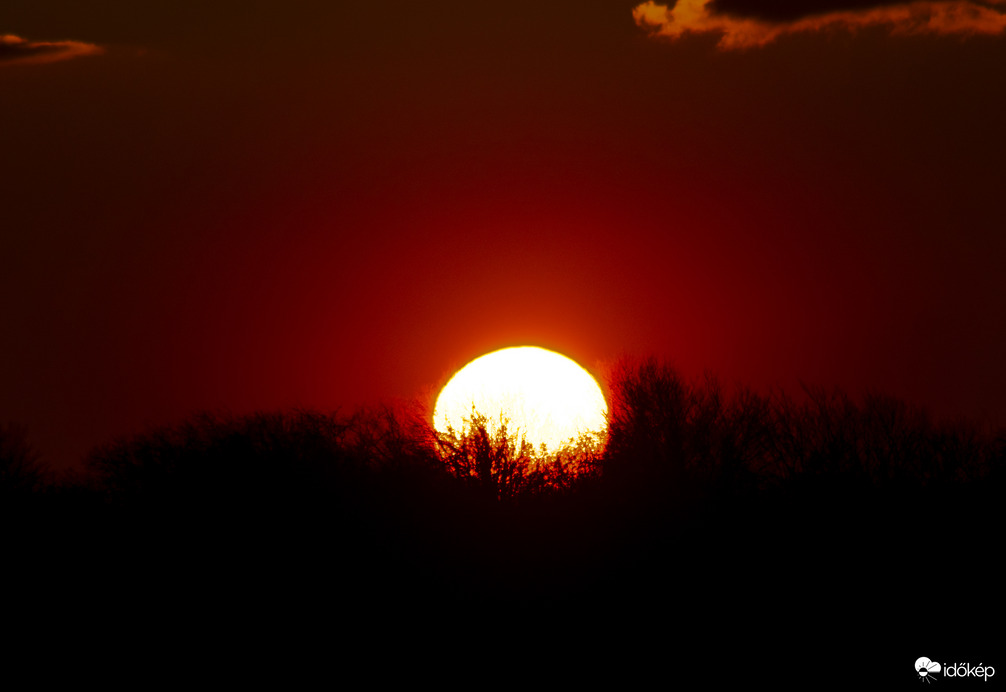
[{"x1": 3, "y1": 0, "x2": 1004, "y2": 469}]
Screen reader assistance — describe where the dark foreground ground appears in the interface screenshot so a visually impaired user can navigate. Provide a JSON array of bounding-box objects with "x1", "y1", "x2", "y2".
[{"x1": 4, "y1": 363, "x2": 1002, "y2": 684}]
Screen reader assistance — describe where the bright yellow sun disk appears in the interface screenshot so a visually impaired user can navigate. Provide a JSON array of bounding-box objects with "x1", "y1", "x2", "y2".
[{"x1": 433, "y1": 346, "x2": 608, "y2": 452}]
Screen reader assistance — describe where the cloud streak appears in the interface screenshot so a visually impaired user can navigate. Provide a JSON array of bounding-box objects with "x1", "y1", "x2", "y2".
[
  {"x1": 633, "y1": 0, "x2": 1006, "y2": 48},
  {"x1": 1, "y1": 34, "x2": 104, "y2": 66}
]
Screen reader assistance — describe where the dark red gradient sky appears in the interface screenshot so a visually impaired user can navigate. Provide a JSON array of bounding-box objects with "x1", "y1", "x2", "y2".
[{"x1": 3, "y1": 1, "x2": 1004, "y2": 469}]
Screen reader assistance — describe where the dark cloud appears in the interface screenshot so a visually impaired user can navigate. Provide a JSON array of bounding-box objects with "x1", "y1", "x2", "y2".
[
  {"x1": 0, "y1": 34, "x2": 103, "y2": 66},
  {"x1": 634, "y1": 0, "x2": 1006, "y2": 48},
  {"x1": 709, "y1": 0, "x2": 912, "y2": 22}
]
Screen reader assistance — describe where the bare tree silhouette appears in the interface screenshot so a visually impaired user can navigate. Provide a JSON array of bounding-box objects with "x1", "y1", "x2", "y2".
[
  {"x1": 0, "y1": 422, "x2": 48, "y2": 506},
  {"x1": 433, "y1": 408, "x2": 602, "y2": 501}
]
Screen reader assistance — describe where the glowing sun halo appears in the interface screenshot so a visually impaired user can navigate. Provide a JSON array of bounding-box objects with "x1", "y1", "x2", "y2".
[{"x1": 433, "y1": 346, "x2": 608, "y2": 452}]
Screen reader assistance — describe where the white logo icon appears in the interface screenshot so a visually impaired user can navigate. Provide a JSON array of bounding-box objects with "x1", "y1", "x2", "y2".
[{"x1": 916, "y1": 657, "x2": 942, "y2": 683}]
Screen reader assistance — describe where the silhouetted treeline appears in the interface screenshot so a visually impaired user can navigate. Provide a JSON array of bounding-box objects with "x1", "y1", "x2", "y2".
[
  {"x1": 605, "y1": 358, "x2": 1002, "y2": 495},
  {"x1": 7, "y1": 360, "x2": 999, "y2": 511},
  {"x1": 0, "y1": 422, "x2": 48, "y2": 505},
  {"x1": 4, "y1": 360, "x2": 1002, "y2": 659}
]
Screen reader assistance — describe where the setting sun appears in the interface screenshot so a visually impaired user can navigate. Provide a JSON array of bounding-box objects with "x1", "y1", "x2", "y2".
[{"x1": 433, "y1": 346, "x2": 608, "y2": 452}]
